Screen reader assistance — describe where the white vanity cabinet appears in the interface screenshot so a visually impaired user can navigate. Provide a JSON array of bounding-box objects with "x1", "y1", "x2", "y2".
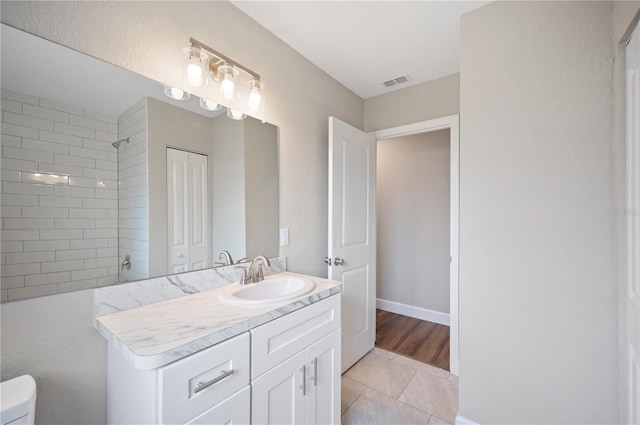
[{"x1": 251, "y1": 295, "x2": 341, "y2": 425}]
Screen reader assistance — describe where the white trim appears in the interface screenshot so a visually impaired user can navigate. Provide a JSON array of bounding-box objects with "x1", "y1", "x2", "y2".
[
  {"x1": 455, "y1": 415, "x2": 481, "y2": 425},
  {"x1": 371, "y1": 114, "x2": 460, "y2": 376},
  {"x1": 376, "y1": 298, "x2": 450, "y2": 326}
]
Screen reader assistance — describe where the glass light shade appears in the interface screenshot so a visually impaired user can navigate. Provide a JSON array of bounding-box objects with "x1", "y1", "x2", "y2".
[
  {"x1": 200, "y1": 97, "x2": 222, "y2": 111},
  {"x1": 227, "y1": 108, "x2": 247, "y2": 120},
  {"x1": 164, "y1": 84, "x2": 190, "y2": 100},
  {"x1": 183, "y1": 46, "x2": 208, "y2": 87},
  {"x1": 246, "y1": 79, "x2": 264, "y2": 112},
  {"x1": 218, "y1": 64, "x2": 239, "y2": 101}
]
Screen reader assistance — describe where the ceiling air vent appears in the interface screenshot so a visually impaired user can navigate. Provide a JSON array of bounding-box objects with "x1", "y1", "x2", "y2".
[{"x1": 382, "y1": 73, "x2": 413, "y2": 88}]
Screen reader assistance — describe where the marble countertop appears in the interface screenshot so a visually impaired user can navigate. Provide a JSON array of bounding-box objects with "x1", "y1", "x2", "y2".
[{"x1": 95, "y1": 272, "x2": 342, "y2": 369}]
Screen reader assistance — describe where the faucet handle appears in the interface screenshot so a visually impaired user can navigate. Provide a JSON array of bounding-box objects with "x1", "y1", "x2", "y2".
[{"x1": 234, "y1": 266, "x2": 249, "y2": 285}]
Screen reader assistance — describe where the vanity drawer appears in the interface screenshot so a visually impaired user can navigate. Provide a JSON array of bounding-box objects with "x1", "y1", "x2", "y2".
[
  {"x1": 158, "y1": 332, "x2": 250, "y2": 424},
  {"x1": 251, "y1": 295, "x2": 341, "y2": 379}
]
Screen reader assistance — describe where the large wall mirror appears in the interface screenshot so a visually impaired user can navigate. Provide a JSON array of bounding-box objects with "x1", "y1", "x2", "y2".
[{"x1": 0, "y1": 24, "x2": 279, "y2": 302}]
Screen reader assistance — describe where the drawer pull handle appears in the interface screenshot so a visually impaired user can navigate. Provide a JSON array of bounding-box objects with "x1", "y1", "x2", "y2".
[
  {"x1": 299, "y1": 366, "x2": 306, "y2": 396},
  {"x1": 311, "y1": 358, "x2": 318, "y2": 386},
  {"x1": 194, "y1": 369, "x2": 234, "y2": 394}
]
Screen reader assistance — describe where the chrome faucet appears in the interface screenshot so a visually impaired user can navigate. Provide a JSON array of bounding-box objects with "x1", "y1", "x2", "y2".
[
  {"x1": 247, "y1": 255, "x2": 271, "y2": 283},
  {"x1": 216, "y1": 250, "x2": 234, "y2": 266}
]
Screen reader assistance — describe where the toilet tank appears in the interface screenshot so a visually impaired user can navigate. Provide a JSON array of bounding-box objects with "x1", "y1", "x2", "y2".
[{"x1": 0, "y1": 375, "x2": 36, "y2": 425}]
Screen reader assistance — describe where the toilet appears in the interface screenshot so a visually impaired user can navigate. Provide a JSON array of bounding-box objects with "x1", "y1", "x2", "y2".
[{"x1": 0, "y1": 375, "x2": 36, "y2": 425}]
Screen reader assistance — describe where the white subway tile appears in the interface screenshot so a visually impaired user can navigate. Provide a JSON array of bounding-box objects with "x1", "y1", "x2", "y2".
[
  {"x1": 70, "y1": 114, "x2": 108, "y2": 131},
  {"x1": 82, "y1": 138, "x2": 114, "y2": 152},
  {"x1": 2, "y1": 146, "x2": 53, "y2": 163},
  {"x1": 68, "y1": 208, "x2": 107, "y2": 219},
  {"x1": 54, "y1": 218, "x2": 95, "y2": 229},
  {"x1": 119, "y1": 162, "x2": 147, "y2": 179},
  {"x1": 95, "y1": 160, "x2": 117, "y2": 171},
  {"x1": 1, "y1": 263, "x2": 40, "y2": 277},
  {"x1": 22, "y1": 138, "x2": 69, "y2": 155},
  {"x1": 3, "y1": 182, "x2": 53, "y2": 196},
  {"x1": 41, "y1": 259, "x2": 84, "y2": 273},
  {"x1": 68, "y1": 146, "x2": 108, "y2": 160},
  {"x1": 119, "y1": 106, "x2": 146, "y2": 131},
  {"x1": 39, "y1": 196, "x2": 82, "y2": 208},
  {"x1": 96, "y1": 247, "x2": 118, "y2": 258},
  {"x1": 118, "y1": 228, "x2": 147, "y2": 241},
  {"x1": 58, "y1": 279, "x2": 97, "y2": 293},
  {"x1": 95, "y1": 131, "x2": 118, "y2": 143},
  {"x1": 82, "y1": 198, "x2": 117, "y2": 209},
  {"x1": 0, "y1": 134, "x2": 21, "y2": 148},
  {"x1": 119, "y1": 218, "x2": 148, "y2": 230},
  {"x1": 54, "y1": 122, "x2": 95, "y2": 139},
  {"x1": 1, "y1": 205, "x2": 22, "y2": 217},
  {"x1": 39, "y1": 130, "x2": 83, "y2": 146},
  {"x1": 1, "y1": 276, "x2": 24, "y2": 289},
  {"x1": 1, "y1": 290, "x2": 6, "y2": 302},
  {"x1": 22, "y1": 207, "x2": 69, "y2": 218},
  {"x1": 2, "y1": 89, "x2": 38, "y2": 105},
  {"x1": 83, "y1": 228, "x2": 118, "y2": 239},
  {"x1": 119, "y1": 238, "x2": 146, "y2": 252},
  {"x1": 1, "y1": 99, "x2": 22, "y2": 113},
  {"x1": 108, "y1": 238, "x2": 118, "y2": 248},
  {"x1": 40, "y1": 229, "x2": 83, "y2": 240},
  {"x1": 38, "y1": 162, "x2": 83, "y2": 177},
  {"x1": 68, "y1": 176, "x2": 101, "y2": 188},
  {"x1": 54, "y1": 186, "x2": 95, "y2": 198},
  {"x1": 108, "y1": 209, "x2": 118, "y2": 219},
  {"x1": 95, "y1": 188, "x2": 118, "y2": 199},
  {"x1": 82, "y1": 168, "x2": 117, "y2": 180},
  {"x1": 83, "y1": 109, "x2": 117, "y2": 124},
  {"x1": 56, "y1": 249, "x2": 96, "y2": 261},
  {"x1": 70, "y1": 239, "x2": 108, "y2": 249},
  {"x1": 2, "y1": 194, "x2": 38, "y2": 207},
  {"x1": 23, "y1": 240, "x2": 69, "y2": 252},
  {"x1": 108, "y1": 153, "x2": 117, "y2": 162},
  {"x1": 6, "y1": 251, "x2": 55, "y2": 264},
  {"x1": 1, "y1": 229, "x2": 39, "y2": 241},
  {"x1": 95, "y1": 219, "x2": 117, "y2": 229},
  {"x1": 23, "y1": 104, "x2": 70, "y2": 124},
  {"x1": 21, "y1": 172, "x2": 69, "y2": 186},
  {"x1": 97, "y1": 276, "x2": 118, "y2": 287},
  {"x1": 4, "y1": 111, "x2": 53, "y2": 131},
  {"x1": 84, "y1": 256, "x2": 117, "y2": 269},
  {"x1": 24, "y1": 271, "x2": 70, "y2": 286},
  {"x1": 0, "y1": 158, "x2": 38, "y2": 172},
  {"x1": 1, "y1": 241, "x2": 23, "y2": 253},
  {"x1": 119, "y1": 197, "x2": 147, "y2": 209},
  {"x1": 119, "y1": 185, "x2": 147, "y2": 199},
  {"x1": 108, "y1": 123, "x2": 118, "y2": 134},
  {"x1": 108, "y1": 265, "x2": 119, "y2": 276},
  {"x1": 1, "y1": 169, "x2": 21, "y2": 182},
  {"x1": 4, "y1": 218, "x2": 54, "y2": 229},
  {"x1": 71, "y1": 267, "x2": 108, "y2": 281},
  {"x1": 39, "y1": 99, "x2": 82, "y2": 116},
  {"x1": 1, "y1": 122, "x2": 38, "y2": 139},
  {"x1": 8, "y1": 284, "x2": 57, "y2": 301},
  {"x1": 53, "y1": 154, "x2": 95, "y2": 169}
]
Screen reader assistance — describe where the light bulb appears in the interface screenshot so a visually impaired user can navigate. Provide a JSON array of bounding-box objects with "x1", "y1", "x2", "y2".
[
  {"x1": 170, "y1": 87, "x2": 185, "y2": 99},
  {"x1": 248, "y1": 89, "x2": 262, "y2": 111},
  {"x1": 227, "y1": 108, "x2": 247, "y2": 120},
  {"x1": 221, "y1": 73, "x2": 235, "y2": 100},
  {"x1": 186, "y1": 63, "x2": 203, "y2": 87},
  {"x1": 200, "y1": 98, "x2": 220, "y2": 111}
]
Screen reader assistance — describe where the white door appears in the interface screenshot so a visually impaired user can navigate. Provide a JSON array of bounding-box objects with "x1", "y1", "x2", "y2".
[
  {"x1": 167, "y1": 148, "x2": 209, "y2": 274},
  {"x1": 305, "y1": 329, "x2": 341, "y2": 425},
  {"x1": 328, "y1": 117, "x2": 376, "y2": 373},
  {"x1": 252, "y1": 351, "x2": 306, "y2": 424},
  {"x1": 626, "y1": 21, "x2": 640, "y2": 425}
]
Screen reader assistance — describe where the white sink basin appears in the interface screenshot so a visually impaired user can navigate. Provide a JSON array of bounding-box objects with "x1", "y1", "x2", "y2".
[{"x1": 219, "y1": 275, "x2": 316, "y2": 305}]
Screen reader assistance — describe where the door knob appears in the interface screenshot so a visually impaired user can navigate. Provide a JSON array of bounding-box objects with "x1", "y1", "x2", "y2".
[
  {"x1": 334, "y1": 257, "x2": 344, "y2": 266},
  {"x1": 324, "y1": 257, "x2": 332, "y2": 266}
]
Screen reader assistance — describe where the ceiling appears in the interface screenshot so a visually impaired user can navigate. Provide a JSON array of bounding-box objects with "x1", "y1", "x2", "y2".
[{"x1": 232, "y1": 1, "x2": 490, "y2": 99}]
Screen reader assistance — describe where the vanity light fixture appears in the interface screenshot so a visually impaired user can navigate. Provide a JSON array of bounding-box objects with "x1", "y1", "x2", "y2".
[
  {"x1": 184, "y1": 37, "x2": 264, "y2": 117},
  {"x1": 199, "y1": 97, "x2": 222, "y2": 112},
  {"x1": 164, "y1": 84, "x2": 190, "y2": 100},
  {"x1": 227, "y1": 108, "x2": 247, "y2": 121}
]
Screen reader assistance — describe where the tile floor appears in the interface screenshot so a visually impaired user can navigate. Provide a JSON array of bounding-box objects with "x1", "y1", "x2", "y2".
[{"x1": 341, "y1": 347, "x2": 458, "y2": 425}]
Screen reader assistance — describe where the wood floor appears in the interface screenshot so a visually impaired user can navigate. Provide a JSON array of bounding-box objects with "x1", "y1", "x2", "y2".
[{"x1": 375, "y1": 309, "x2": 450, "y2": 371}]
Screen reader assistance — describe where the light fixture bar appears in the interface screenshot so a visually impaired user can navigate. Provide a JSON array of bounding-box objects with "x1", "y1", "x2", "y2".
[{"x1": 189, "y1": 37, "x2": 260, "y2": 80}]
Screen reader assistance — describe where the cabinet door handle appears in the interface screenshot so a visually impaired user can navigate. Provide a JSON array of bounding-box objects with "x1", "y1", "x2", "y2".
[
  {"x1": 311, "y1": 357, "x2": 318, "y2": 386},
  {"x1": 334, "y1": 257, "x2": 344, "y2": 266},
  {"x1": 299, "y1": 365, "x2": 306, "y2": 395},
  {"x1": 194, "y1": 369, "x2": 234, "y2": 394}
]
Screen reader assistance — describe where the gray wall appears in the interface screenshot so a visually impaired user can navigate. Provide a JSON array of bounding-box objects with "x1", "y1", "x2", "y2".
[
  {"x1": 364, "y1": 74, "x2": 459, "y2": 132},
  {"x1": 459, "y1": 2, "x2": 617, "y2": 423},
  {"x1": 377, "y1": 130, "x2": 450, "y2": 314},
  {"x1": 0, "y1": 2, "x2": 362, "y2": 424}
]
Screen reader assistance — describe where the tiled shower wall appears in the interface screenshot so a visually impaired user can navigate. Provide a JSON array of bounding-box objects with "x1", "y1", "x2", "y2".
[
  {"x1": 0, "y1": 89, "x2": 120, "y2": 301},
  {"x1": 117, "y1": 98, "x2": 148, "y2": 282}
]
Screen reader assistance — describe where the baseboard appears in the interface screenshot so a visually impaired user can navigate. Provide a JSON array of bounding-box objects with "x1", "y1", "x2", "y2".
[
  {"x1": 455, "y1": 415, "x2": 480, "y2": 425},
  {"x1": 376, "y1": 298, "x2": 450, "y2": 326}
]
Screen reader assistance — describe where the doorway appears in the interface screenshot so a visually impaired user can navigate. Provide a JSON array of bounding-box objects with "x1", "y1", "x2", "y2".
[{"x1": 374, "y1": 115, "x2": 459, "y2": 375}]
